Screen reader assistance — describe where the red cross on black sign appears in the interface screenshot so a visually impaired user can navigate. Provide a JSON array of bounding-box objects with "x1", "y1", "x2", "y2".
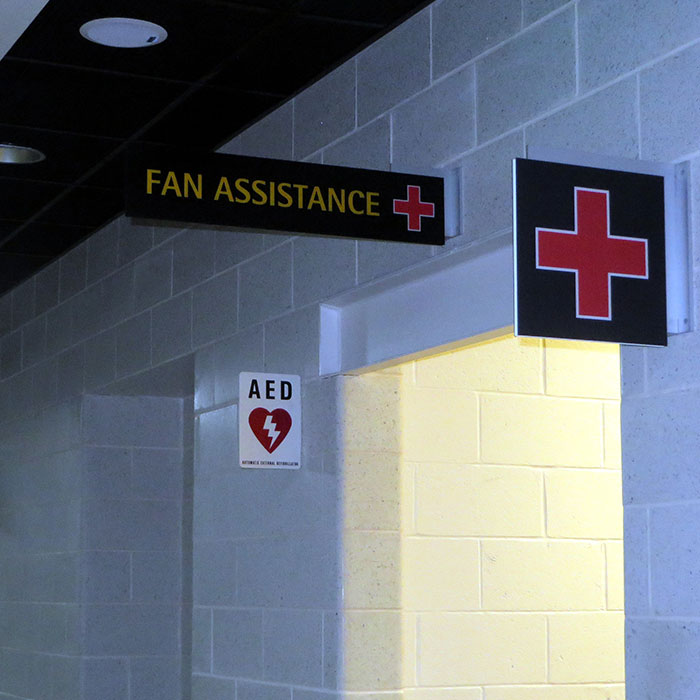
[
  {"x1": 393, "y1": 185, "x2": 436, "y2": 232},
  {"x1": 514, "y1": 159, "x2": 667, "y2": 346},
  {"x1": 536, "y1": 187, "x2": 649, "y2": 320}
]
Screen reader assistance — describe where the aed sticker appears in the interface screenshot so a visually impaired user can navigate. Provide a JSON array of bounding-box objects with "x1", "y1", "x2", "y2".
[{"x1": 239, "y1": 372, "x2": 301, "y2": 469}]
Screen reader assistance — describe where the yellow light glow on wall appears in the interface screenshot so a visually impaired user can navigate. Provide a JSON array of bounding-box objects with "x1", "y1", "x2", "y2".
[{"x1": 341, "y1": 334, "x2": 625, "y2": 700}]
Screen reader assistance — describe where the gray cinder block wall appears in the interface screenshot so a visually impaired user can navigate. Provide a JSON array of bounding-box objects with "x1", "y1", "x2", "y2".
[
  {"x1": 0, "y1": 401, "x2": 82, "y2": 699},
  {"x1": 0, "y1": 394, "x2": 190, "y2": 700},
  {"x1": 2, "y1": 0, "x2": 700, "y2": 697},
  {"x1": 80, "y1": 394, "x2": 190, "y2": 700}
]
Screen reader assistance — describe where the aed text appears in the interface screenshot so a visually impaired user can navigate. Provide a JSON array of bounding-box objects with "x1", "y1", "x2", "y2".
[{"x1": 248, "y1": 379, "x2": 292, "y2": 400}]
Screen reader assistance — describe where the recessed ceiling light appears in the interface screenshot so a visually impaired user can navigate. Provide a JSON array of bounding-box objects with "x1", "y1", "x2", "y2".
[
  {"x1": 80, "y1": 17, "x2": 168, "y2": 48},
  {"x1": 0, "y1": 144, "x2": 46, "y2": 164}
]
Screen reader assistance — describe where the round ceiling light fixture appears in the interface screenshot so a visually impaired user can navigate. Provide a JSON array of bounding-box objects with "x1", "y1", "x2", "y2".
[
  {"x1": 79, "y1": 17, "x2": 168, "y2": 48},
  {"x1": 0, "y1": 144, "x2": 46, "y2": 164}
]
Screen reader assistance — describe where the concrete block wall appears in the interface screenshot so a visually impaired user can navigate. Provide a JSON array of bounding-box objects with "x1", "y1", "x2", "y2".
[
  {"x1": 0, "y1": 401, "x2": 82, "y2": 700},
  {"x1": 191, "y1": 373, "x2": 343, "y2": 699},
  {"x1": 621, "y1": 337, "x2": 700, "y2": 700},
  {"x1": 0, "y1": 0, "x2": 699, "y2": 696},
  {"x1": 342, "y1": 335, "x2": 624, "y2": 698},
  {"x1": 80, "y1": 394, "x2": 190, "y2": 700},
  {"x1": 340, "y1": 369, "x2": 403, "y2": 697},
  {"x1": 0, "y1": 393, "x2": 190, "y2": 700},
  {"x1": 404, "y1": 336, "x2": 624, "y2": 699}
]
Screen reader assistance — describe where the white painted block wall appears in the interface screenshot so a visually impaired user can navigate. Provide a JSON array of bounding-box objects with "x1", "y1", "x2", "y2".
[{"x1": 0, "y1": 394, "x2": 190, "y2": 700}]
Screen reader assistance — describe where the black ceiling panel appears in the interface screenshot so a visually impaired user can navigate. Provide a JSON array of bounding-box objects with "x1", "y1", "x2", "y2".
[
  {"x1": 214, "y1": 0, "x2": 297, "y2": 8},
  {"x1": 7, "y1": 0, "x2": 273, "y2": 82},
  {"x1": 80, "y1": 151, "x2": 128, "y2": 191},
  {"x1": 0, "y1": 220, "x2": 25, "y2": 238},
  {"x1": 300, "y1": 0, "x2": 430, "y2": 24},
  {"x1": 35, "y1": 187, "x2": 124, "y2": 228},
  {"x1": 0, "y1": 126, "x2": 119, "y2": 184},
  {"x1": 1, "y1": 222, "x2": 94, "y2": 257},
  {"x1": 0, "y1": 60, "x2": 187, "y2": 138},
  {"x1": 0, "y1": 178, "x2": 65, "y2": 220},
  {"x1": 0, "y1": 253, "x2": 53, "y2": 286},
  {"x1": 0, "y1": 0, "x2": 431, "y2": 295},
  {"x1": 214, "y1": 16, "x2": 379, "y2": 94},
  {"x1": 143, "y1": 86, "x2": 284, "y2": 149}
]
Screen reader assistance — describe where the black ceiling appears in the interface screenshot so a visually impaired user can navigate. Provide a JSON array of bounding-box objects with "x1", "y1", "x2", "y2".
[{"x1": 0, "y1": 0, "x2": 431, "y2": 294}]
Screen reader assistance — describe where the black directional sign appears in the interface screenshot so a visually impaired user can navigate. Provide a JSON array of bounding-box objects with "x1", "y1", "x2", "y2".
[
  {"x1": 126, "y1": 146, "x2": 444, "y2": 246},
  {"x1": 514, "y1": 158, "x2": 667, "y2": 346}
]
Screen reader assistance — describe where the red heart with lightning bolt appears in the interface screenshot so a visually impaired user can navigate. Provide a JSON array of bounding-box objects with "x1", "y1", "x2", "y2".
[{"x1": 248, "y1": 407, "x2": 292, "y2": 453}]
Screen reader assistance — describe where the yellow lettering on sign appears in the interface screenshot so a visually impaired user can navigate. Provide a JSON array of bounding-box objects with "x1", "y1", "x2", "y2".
[
  {"x1": 294, "y1": 184, "x2": 308, "y2": 208},
  {"x1": 328, "y1": 188, "x2": 345, "y2": 213},
  {"x1": 366, "y1": 191, "x2": 380, "y2": 217},
  {"x1": 162, "y1": 171, "x2": 183, "y2": 198},
  {"x1": 146, "y1": 169, "x2": 161, "y2": 195},
  {"x1": 214, "y1": 176, "x2": 234, "y2": 202},
  {"x1": 206, "y1": 174, "x2": 381, "y2": 219},
  {"x1": 307, "y1": 186, "x2": 327, "y2": 211},
  {"x1": 184, "y1": 172, "x2": 203, "y2": 200},
  {"x1": 252, "y1": 179, "x2": 268, "y2": 205},
  {"x1": 348, "y1": 190, "x2": 365, "y2": 215},
  {"x1": 277, "y1": 183, "x2": 293, "y2": 208},
  {"x1": 235, "y1": 178, "x2": 251, "y2": 204}
]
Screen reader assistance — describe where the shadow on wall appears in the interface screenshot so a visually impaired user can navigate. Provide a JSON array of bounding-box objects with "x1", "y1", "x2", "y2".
[{"x1": 0, "y1": 360, "x2": 194, "y2": 700}]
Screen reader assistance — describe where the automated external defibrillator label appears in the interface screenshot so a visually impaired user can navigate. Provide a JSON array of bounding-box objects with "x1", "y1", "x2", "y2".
[{"x1": 238, "y1": 372, "x2": 301, "y2": 469}]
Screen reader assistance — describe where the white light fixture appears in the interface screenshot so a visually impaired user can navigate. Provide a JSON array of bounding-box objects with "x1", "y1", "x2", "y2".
[
  {"x1": 0, "y1": 144, "x2": 45, "y2": 164},
  {"x1": 80, "y1": 17, "x2": 168, "y2": 48}
]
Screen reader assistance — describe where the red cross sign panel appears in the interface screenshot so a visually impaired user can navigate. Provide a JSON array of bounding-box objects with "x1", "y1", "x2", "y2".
[
  {"x1": 514, "y1": 158, "x2": 667, "y2": 346},
  {"x1": 393, "y1": 185, "x2": 436, "y2": 232}
]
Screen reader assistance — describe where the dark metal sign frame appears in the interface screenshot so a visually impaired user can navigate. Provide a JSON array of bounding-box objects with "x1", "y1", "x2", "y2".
[
  {"x1": 126, "y1": 146, "x2": 445, "y2": 246},
  {"x1": 514, "y1": 157, "x2": 667, "y2": 346}
]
